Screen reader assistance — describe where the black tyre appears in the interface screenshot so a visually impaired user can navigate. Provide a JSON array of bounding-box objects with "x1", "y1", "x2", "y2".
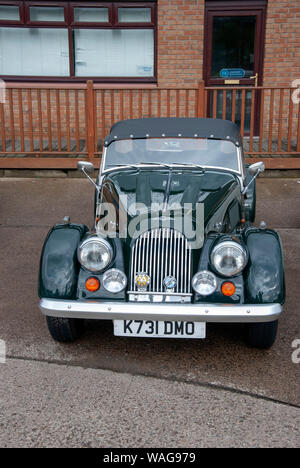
[
  {"x1": 46, "y1": 316, "x2": 84, "y2": 342},
  {"x1": 246, "y1": 320, "x2": 278, "y2": 349}
]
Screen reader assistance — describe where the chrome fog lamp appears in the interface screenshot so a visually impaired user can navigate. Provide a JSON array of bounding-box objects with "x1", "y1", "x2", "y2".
[
  {"x1": 192, "y1": 270, "x2": 217, "y2": 296},
  {"x1": 78, "y1": 237, "x2": 113, "y2": 273},
  {"x1": 103, "y1": 268, "x2": 127, "y2": 293},
  {"x1": 211, "y1": 241, "x2": 247, "y2": 277}
]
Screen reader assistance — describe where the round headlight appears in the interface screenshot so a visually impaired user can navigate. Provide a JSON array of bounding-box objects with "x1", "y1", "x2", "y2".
[
  {"x1": 211, "y1": 241, "x2": 247, "y2": 277},
  {"x1": 192, "y1": 270, "x2": 217, "y2": 296},
  {"x1": 78, "y1": 237, "x2": 113, "y2": 273},
  {"x1": 103, "y1": 268, "x2": 127, "y2": 293}
]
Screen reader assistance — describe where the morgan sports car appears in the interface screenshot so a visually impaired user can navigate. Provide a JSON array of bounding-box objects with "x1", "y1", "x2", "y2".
[{"x1": 39, "y1": 118, "x2": 285, "y2": 349}]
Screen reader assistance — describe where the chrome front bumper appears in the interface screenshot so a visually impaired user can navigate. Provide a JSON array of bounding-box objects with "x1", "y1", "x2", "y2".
[{"x1": 39, "y1": 298, "x2": 282, "y2": 323}]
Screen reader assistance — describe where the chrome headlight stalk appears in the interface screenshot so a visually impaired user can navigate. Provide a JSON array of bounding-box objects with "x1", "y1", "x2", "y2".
[
  {"x1": 211, "y1": 240, "x2": 247, "y2": 277},
  {"x1": 77, "y1": 236, "x2": 113, "y2": 273}
]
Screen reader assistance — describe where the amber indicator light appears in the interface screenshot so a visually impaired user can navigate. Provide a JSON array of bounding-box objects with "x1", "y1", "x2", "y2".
[
  {"x1": 221, "y1": 282, "x2": 236, "y2": 297},
  {"x1": 85, "y1": 277, "x2": 100, "y2": 292}
]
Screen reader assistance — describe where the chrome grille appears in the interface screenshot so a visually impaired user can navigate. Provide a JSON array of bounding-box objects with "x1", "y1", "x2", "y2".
[{"x1": 129, "y1": 228, "x2": 192, "y2": 295}]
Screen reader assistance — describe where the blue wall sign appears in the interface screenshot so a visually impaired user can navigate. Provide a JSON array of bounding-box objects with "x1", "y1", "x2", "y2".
[{"x1": 220, "y1": 68, "x2": 246, "y2": 78}]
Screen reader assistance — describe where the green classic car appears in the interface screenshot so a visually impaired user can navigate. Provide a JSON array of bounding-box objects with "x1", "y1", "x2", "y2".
[{"x1": 39, "y1": 118, "x2": 285, "y2": 348}]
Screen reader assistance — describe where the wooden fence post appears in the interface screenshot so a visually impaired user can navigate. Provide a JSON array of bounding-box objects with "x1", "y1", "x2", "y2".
[
  {"x1": 86, "y1": 80, "x2": 95, "y2": 160},
  {"x1": 197, "y1": 80, "x2": 205, "y2": 118}
]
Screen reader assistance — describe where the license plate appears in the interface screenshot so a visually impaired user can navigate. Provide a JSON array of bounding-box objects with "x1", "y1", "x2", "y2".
[{"x1": 113, "y1": 320, "x2": 206, "y2": 339}]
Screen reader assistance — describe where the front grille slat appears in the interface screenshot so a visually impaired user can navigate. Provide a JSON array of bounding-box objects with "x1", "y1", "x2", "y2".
[
  {"x1": 145, "y1": 231, "x2": 149, "y2": 275},
  {"x1": 165, "y1": 228, "x2": 169, "y2": 280},
  {"x1": 131, "y1": 243, "x2": 135, "y2": 290},
  {"x1": 176, "y1": 233, "x2": 180, "y2": 292},
  {"x1": 157, "y1": 229, "x2": 161, "y2": 292},
  {"x1": 141, "y1": 236, "x2": 145, "y2": 273},
  {"x1": 187, "y1": 239, "x2": 191, "y2": 292},
  {"x1": 169, "y1": 229, "x2": 173, "y2": 277},
  {"x1": 130, "y1": 228, "x2": 192, "y2": 295},
  {"x1": 149, "y1": 230, "x2": 154, "y2": 280}
]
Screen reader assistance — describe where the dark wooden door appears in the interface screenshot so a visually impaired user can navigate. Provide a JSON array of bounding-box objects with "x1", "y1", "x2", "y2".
[{"x1": 203, "y1": 1, "x2": 267, "y2": 134}]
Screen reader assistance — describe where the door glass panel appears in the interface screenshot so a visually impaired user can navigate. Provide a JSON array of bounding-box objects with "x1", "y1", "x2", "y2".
[
  {"x1": 211, "y1": 16, "x2": 255, "y2": 78},
  {"x1": 209, "y1": 90, "x2": 252, "y2": 133},
  {"x1": 234, "y1": 90, "x2": 252, "y2": 132}
]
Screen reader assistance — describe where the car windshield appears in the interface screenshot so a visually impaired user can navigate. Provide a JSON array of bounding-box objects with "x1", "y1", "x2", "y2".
[{"x1": 104, "y1": 138, "x2": 240, "y2": 173}]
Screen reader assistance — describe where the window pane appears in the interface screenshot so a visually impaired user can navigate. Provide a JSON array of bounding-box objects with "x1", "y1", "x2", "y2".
[
  {"x1": 0, "y1": 5, "x2": 20, "y2": 20},
  {"x1": 211, "y1": 16, "x2": 255, "y2": 78},
  {"x1": 0, "y1": 28, "x2": 69, "y2": 76},
  {"x1": 74, "y1": 29, "x2": 154, "y2": 77},
  {"x1": 118, "y1": 8, "x2": 151, "y2": 23},
  {"x1": 74, "y1": 7, "x2": 109, "y2": 22},
  {"x1": 30, "y1": 7, "x2": 65, "y2": 22}
]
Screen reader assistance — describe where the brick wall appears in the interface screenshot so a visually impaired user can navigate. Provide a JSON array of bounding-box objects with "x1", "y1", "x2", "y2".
[
  {"x1": 156, "y1": 0, "x2": 300, "y2": 88},
  {"x1": 157, "y1": 0, "x2": 205, "y2": 87},
  {"x1": 263, "y1": 0, "x2": 300, "y2": 87},
  {"x1": 262, "y1": 0, "x2": 300, "y2": 143}
]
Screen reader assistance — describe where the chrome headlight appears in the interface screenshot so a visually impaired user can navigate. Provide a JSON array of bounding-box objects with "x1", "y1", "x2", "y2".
[
  {"x1": 103, "y1": 268, "x2": 127, "y2": 293},
  {"x1": 192, "y1": 270, "x2": 217, "y2": 296},
  {"x1": 211, "y1": 241, "x2": 247, "y2": 277},
  {"x1": 78, "y1": 237, "x2": 113, "y2": 273}
]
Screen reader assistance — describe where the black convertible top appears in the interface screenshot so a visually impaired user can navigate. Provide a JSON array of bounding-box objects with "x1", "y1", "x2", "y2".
[{"x1": 104, "y1": 118, "x2": 243, "y2": 147}]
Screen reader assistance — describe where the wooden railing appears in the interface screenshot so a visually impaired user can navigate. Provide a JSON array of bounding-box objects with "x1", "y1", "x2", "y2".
[
  {"x1": 204, "y1": 84, "x2": 300, "y2": 168},
  {"x1": 0, "y1": 80, "x2": 299, "y2": 169}
]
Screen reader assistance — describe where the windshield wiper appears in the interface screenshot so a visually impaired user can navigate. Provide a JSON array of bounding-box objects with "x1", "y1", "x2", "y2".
[
  {"x1": 137, "y1": 162, "x2": 206, "y2": 172},
  {"x1": 106, "y1": 164, "x2": 141, "y2": 171},
  {"x1": 138, "y1": 162, "x2": 205, "y2": 172},
  {"x1": 133, "y1": 162, "x2": 173, "y2": 169},
  {"x1": 118, "y1": 162, "x2": 174, "y2": 206},
  {"x1": 106, "y1": 162, "x2": 205, "y2": 172},
  {"x1": 170, "y1": 162, "x2": 205, "y2": 172},
  {"x1": 106, "y1": 162, "x2": 174, "y2": 174}
]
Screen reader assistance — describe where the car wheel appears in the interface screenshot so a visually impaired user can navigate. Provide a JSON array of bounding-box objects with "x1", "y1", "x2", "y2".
[
  {"x1": 246, "y1": 320, "x2": 278, "y2": 349},
  {"x1": 46, "y1": 316, "x2": 84, "y2": 342}
]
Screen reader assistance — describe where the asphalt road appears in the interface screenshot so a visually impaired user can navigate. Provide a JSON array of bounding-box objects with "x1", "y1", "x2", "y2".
[{"x1": 0, "y1": 176, "x2": 299, "y2": 447}]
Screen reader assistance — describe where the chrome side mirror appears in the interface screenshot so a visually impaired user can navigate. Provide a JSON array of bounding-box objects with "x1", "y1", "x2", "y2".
[
  {"x1": 243, "y1": 161, "x2": 265, "y2": 195},
  {"x1": 77, "y1": 160, "x2": 99, "y2": 192},
  {"x1": 77, "y1": 161, "x2": 94, "y2": 174},
  {"x1": 248, "y1": 161, "x2": 265, "y2": 176}
]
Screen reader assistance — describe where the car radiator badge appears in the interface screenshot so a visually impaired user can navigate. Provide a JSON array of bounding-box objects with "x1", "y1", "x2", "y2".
[
  {"x1": 135, "y1": 273, "x2": 151, "y2": 291},
  {"x1": 163, "y1": 275, "x2": 177, "y2": 291}
]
